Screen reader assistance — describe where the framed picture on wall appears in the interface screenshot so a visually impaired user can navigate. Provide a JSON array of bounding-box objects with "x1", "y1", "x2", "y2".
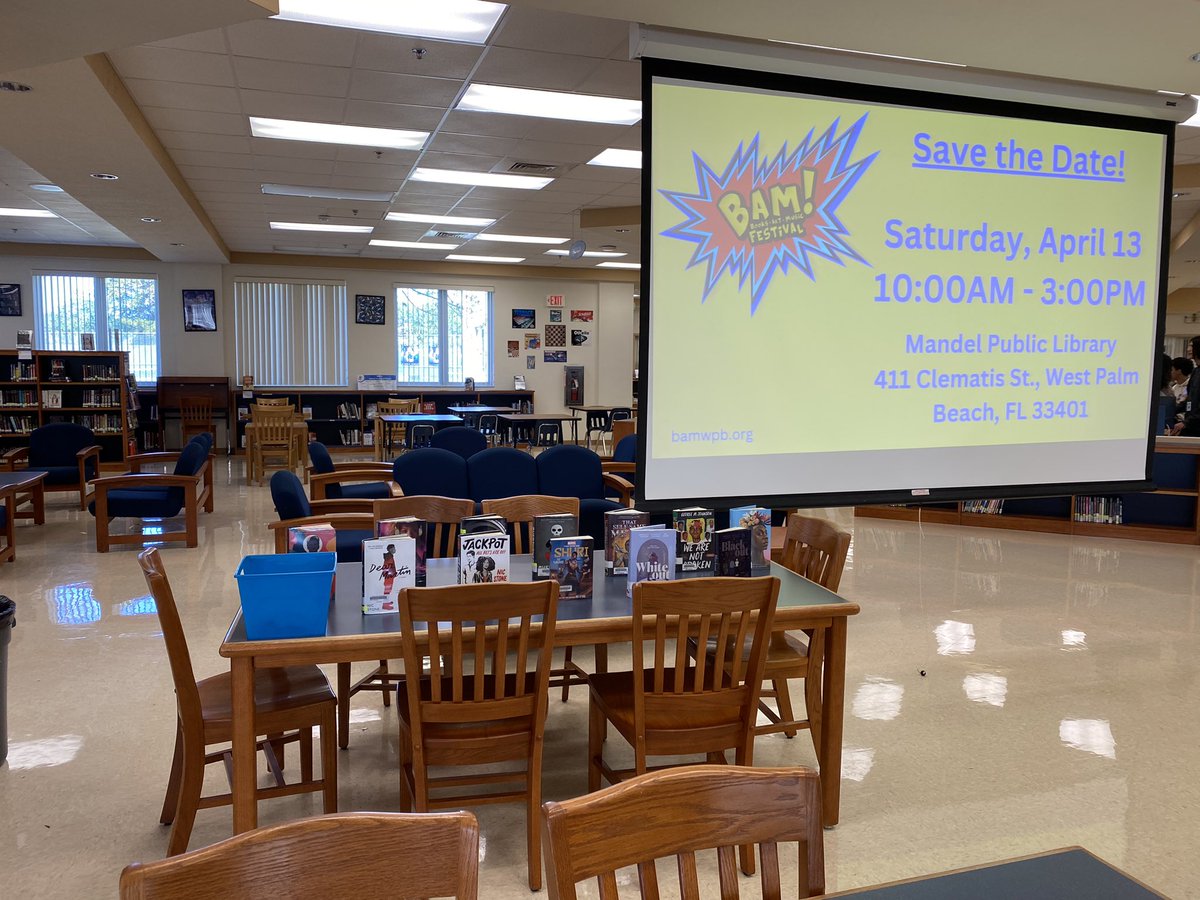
[
  {"x1": 0, "y1": 284, "x2": 21, "y2": 317},
  {"x1": 356, "y1": 294, "x2": 386, "y2": 325},
  {"x1": 182, "y1": 289, "x2": 217, "y2": 332}
]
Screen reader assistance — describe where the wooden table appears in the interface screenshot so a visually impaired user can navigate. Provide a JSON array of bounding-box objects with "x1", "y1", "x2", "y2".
[
  {"x1": 0, "y1": 470, "x2": 45, "y2": 563},
  {"x1": 378, "y1": 413, "x2": 464, "y2": 452},
  {"x1": 498, "y1": 412, "x2": 582, "y2": 445},
  {"x1": 220, "y1": 552, "x2": 858, "y2": 833},
  {"x1": 243, "y1": 419, "x2": 309, "y2": 485},
  {"x1": 823, "y1": 847, "x2": 1166, "y2": 898}
]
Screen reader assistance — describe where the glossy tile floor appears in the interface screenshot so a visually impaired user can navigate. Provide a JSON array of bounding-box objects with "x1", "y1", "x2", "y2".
[{"x1": 0, "y1": 459, "x2": 1195, "y2": 898}]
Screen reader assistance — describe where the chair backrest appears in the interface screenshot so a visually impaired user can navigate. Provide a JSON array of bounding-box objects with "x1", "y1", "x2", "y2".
[
  {"x1": 136, "y1": 548, "x2": 201, "y2": 744},
  {"x1": 393, "y1": 448, "x2": 470, "y2": 499},
  {"x1": 536, "y1": 444, "x2": 604, "y2": 500},
  {"x1": 383, "y1": 398, "x2": 421, "y2": 414},
  {"x1": 188, "y1": 432, "x2": 214, "y2": 455},
  {"x1": 29, "y1": 421, "x2": 96, "y2": 467},
  {"x1": 778, "y1": 514, "x2": 850, "y2": 592},
  {"x1": 119, "y1": 811, "x2": 480, "y2": 899},
  {"x1": 632, "y1": 577, "x2": 779, "y2": 755},
  {"x1": 609, "y1": 406, "x2": 632, "y2": 422},
  {"x1": 481, "y1": 495, "x2": 580, "y2": 554},
  {"x1": 270, "y1": 470, "x2": 312, "y2": 520},
  {"x1": 398, "y1": 581, "x2": 559, "y2": 751},
  {"x1": 611, "y1": 417, "x2": 637, "y2": 451},
  {"x1": 251, "y1": 405, "x2": 296, "y2": 445},
  {"x1": 612, "y1": 433, "x2": 637, "y2": 464},
  {"x1": 536, "y1": 422, "x2": 562, "y2": 447},
  {"x1": 478, "y1": 414, "x2": 498, "y2": 437},
  {"x1": 585, "y1": 409, "x2": 609, "y2": 432},
  {"x1": 467, "y1": 447, "x2": 538, "y2": 502},
  {"x1": 179, "y1": 395, "x2": 213, "y2": 427},
  {"x1": 409, "y1": 424, "x2": 435, "y2": 449},
  {"x1": 254, "y1": 396, "x2": 291, "y2": 408},
  {"x1": 431, "y1": 425, "x2": 487, "y2": 460},
  {"x1": 541, "y1": 765, "x2": 824, "y2": 899},
  {"x1": 307, "y1": 441, "x2": 335, "y2": 475},
  {"x1": 374, "y1": 495, "x2": 476, "y2": 558},
  {"x1": 171, "y1": 439, "x2": 208, "y2": 478}
]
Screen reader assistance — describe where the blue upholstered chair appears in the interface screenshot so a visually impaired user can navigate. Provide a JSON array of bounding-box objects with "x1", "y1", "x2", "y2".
[
  {"x1": 602, "y1": 433, "x2": 637, "y2": 498},
  {"x1": 2, "y1": 422, "x2": 102, "y2": 510},
  {"x1": 306, "y1": 441, "x2": 397, "y2": 501},
  {"x1": 393, "y1": 448, "x2": 469, "y2": 499},
  {"x1": 267, "y1": 470, "x2": 375, "y2": 563},
  {"x1": 88, "y1": 437, "x2": 214, "y2": 552},
  {"x1": 535, "y1": 445, "x2": 633, "y2": 545},
  {"x1": 430, "y1": 426, "x2": 487, "y2": 461},
  {"x1": 468, "y1": 447, "x2": 538, "y2": 503}
]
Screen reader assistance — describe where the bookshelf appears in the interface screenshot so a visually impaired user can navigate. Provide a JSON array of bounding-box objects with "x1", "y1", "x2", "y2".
[
  {"x1": 854, "y1": 437, "x2": 1200, "y2": 545},
  {"x1": 0, "y1": 349, "x2": 137, "y2": 464}
]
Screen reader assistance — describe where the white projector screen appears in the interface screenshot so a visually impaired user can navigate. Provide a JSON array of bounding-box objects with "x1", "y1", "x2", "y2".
[{"x1": 639, "y1": 58, "x2": 1172, "y2": 511}]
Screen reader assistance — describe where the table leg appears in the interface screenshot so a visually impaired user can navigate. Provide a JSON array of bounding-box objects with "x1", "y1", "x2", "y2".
[
  {"x1": 231, "y1": 656, "x2": 258, "y2": 833},
  {"x1": 1, "y1": 493, "x2": 14, "y2": 563},
  {"x1": 820, "y1": 617, "x2": 848, "y2": 827},
  {"x1": 32, "y1": 481, "x2": 44, "y2": 525},
  {"x1": 245, "y1": 432, "x2": 254, "y2": 486}
]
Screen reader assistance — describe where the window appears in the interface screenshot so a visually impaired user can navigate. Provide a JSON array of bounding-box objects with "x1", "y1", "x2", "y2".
[
  {"x1": 233, "y1": 279, "x2": 348, "y2": 387},
  {"x1": 33, "y1": 273, "x2": 160, "y2": 382},
  {"x1": 395, "y1": 286, "x2": 492, "y2": 385}
]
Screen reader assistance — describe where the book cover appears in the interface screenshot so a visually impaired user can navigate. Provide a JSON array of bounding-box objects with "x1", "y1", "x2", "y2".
[
  {"x1": 604, "y1": 508, "x2": 649, "y2": 575},
  {"x1": 729, "y1": 505, "x2": 772, "y2": 570},
  {"x1": 672, "y1": 506, "x2": 715, "y2": 572},
  {"x1": 361, "y1": 537, "x2": 416, "y2": 613},
  {"x1": 627, "y1": 524, "x2": 674, "y2": 597},
  {"x1": 533, "y1": 513, "x2": 578, "y2": 578},
  {"x1": 549, "y1": 535, "x2": 593, "y2": 599},
  {"x1": 288, "y1": 523, "x2": 336, "y2": 554},
  {"x1": 377, "y1": 516, "x2": 427, "y2": 586},
  {"x1": 715, "y1": 526, "x2": 753, "y2": 577},
  {"x1": 459, "y1": 532, "x2": 510, "y2": 584},
  {"x1": 459, "y1": 514, "x2": 508, "y2": 536}
]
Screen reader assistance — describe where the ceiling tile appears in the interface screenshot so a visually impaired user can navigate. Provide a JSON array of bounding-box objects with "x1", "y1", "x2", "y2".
[
  {"x1": 157, "y1": 130, "x2": 253, "y2": 154},
  {"x1": 342, "y1": 100, "x2": 446, "y2": 131},
  {"x1": 492, "y1": 8, "x2": 629, "y2": 59},
  {"x1": 331, "y1": 160, "x2": 413, "y2": 180},
  {"x1": 239, "y1": 89, "x2": 347, "y2": 123},
  {"x1": 109, "y1": 46, "x2": 236, "y2": 86},
  {"x1": 427, "y1": 132, "x2": 520, "y2": 158},
  {"x1": 470, "y1": 46, "x2": 601, "y2": 92},
  {"x1": 232, "y1": 57, "x2": 351, "y2": 98},
  {"x1": 141, "y1": 107, "x2": 248, "y2": 136},
  {"x1": 146, "y1": 28, "x2": 229, "y2": 55},
  {"x1": 347, "y1": 70, "x2": 463, "y2": 106},
  {"x1": 226, "y1": 18, "x2": 360, "y2": 67},
  {"x1": 354, "y1": 34, "x2": 485, "y2": 78},
  {"x1": 573, "y1": 59, "x2": 641, "y2": 99},
  {"x1": 248, "y1": 137, "x2": 340, "y2": 161},
  {"x1": 122, "y1": 78, "x2": 241, "y2": 114}
]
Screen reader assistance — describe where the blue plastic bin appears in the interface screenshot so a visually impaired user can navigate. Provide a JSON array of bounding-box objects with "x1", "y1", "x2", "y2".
[{"x1": 235, "y1": 552, "x2": 336, "y2": 640}]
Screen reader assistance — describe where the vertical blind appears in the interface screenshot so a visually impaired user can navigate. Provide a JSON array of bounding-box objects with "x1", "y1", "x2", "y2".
[{"x1": 233, "y1": 279, "x2": 348, "y2": 387}]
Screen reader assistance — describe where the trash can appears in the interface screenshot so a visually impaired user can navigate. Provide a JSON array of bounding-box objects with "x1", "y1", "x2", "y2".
[{"x1": 0, "y1": 596, "x2": 13, "y2": 765}]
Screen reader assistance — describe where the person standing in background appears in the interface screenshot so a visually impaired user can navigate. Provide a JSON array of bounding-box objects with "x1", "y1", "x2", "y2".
[{"x1": 1171, "y1": 337, "x2": 1200, "y2": 435}]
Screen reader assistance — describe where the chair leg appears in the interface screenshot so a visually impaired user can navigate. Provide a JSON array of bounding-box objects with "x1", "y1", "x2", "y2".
[
  {"x1": 378, "y1": 659, "x2": 391, "y2": 707},
  {"x1": 398, "y1": 717, "x2": 414, "y2": 812},
  {"x1": 166, "y1": 737, "x2": 206, "y2": 856},
  {"x1": 528, "y1": 757, "x2": 543, "y2": 891},
  {"x1": 320, "y1": 705, "x2": 338, "y2": 814},
  {"x1": 587, "y1": 696, "x2": 604, "y2": 792},
  {"x1": 159, "y1": 724, "x2": 184, "y2": 825},
  {"x1": 774, "y1": 677, "x2": 799, "y2": 738},
  {"x1": 300, "y1": 724, "x2": 314, "y2": 782},
  {"x1": 560, "y1": 647, "x2": 574, "y2": 702},
  {"x1": 337, "y1": 663, "x2": 351, "y2": 749},
  {"x1": 267, "y1": 732, "x2": 285, "y2": 772}
]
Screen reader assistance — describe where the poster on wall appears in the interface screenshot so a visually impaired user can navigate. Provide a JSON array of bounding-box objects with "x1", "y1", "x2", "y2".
[
  {"x1": 549, "y1": 309, "x2": 562, "y2": 322},
  {"x1": 570, "y1": 309, "x2": 593, "y2": 322},
  {"x1": 182, "y1": 289, "x2": 217, "y2": 332},
  {"x1": 545, "y1": 324, "x2": 566, "y2": 347},
  {"x1": 525, "y1": 332, "x2": 541, "y2": 350},
  {"x1": 512, "y1": 308, "x2": 536, "y2": 328},
  {"x1": 0, "y1": 284, "x2": 21, "y2": 316},
  {"x1": 544, "y1": 350, "x2": 567, "y2": 363},
  {"x1": 355, "y1": 294, "x2": 386, "y2": 325},
  {"x1": 526, "y1": 355, "x2": 536, "y2": 369},
  {"x1": 507, "y1": 340, "x2": 519, "y2": 357},
  {"x1": 571, "y1": 329, "x2": 591, "y2": 346}
]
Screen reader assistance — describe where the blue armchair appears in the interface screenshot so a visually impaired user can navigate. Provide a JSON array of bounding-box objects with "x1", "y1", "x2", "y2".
[
  {"x1": 88, "y1": 437, "x2": 213, "y2": 551},
  {"x1": 306, "y1": 441, "x2": 398, "y2": 501},
  {"x1": 468, "y1": 447, "x2": 538, "y2": 503},
  {"x1": 268, "y1": 470, "x2": 375, "y2": 563},
  {"x1": 536, "y1": 444, "x2": 633, "y2": 545},
  {"x1": 393, "y1": 448, "x2": 469, "y2": 498},
  {"x1": 2, "y1": 422, "x2": 102, "y2": 510},
  {"x1": 430, "y1": 426, "x2": 487, "y2": 461}
]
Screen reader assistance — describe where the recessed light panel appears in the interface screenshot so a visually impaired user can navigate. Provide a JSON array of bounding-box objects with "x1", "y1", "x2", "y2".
[
  {"x1": 458, "y1": 83, "x2": 642, "y2": 125},
  {"x1": 473, "y1": 233, "x2": 567, "y2": 245},
  {"x1": 386, "y1": 212, "x2": 496, "y2": 227},
  {"x1": 446, "y1": 254, "x2": 525, "y2": 263},
  {"x1": 275, "y1": 0, "x2": 505, "y2": 44},
  {"x1": 596, "y1": 261, "x2": 641, "y2": 269},
  {"x1": 410, "y1": 168, "x2": 551, "y2": 190},
  {"x1": 250, "y1": 117, "x2": 428, "y2": 150},
  {"x1": 28, "y1": 183, "x2": 63, "y2": 193},
  {"x1": 545, "y1": 249, "x2": 627, "y2": 258},
  {"x1": 587, "y1": 148, "x2": 642, "y2": 168},
  {"x1": 0, "y1": 207, "x2": 56, "y2": 218},
  {"x1": 262, "y1": 183, "x2": 395, "y2": 202},
  {"x1": 370, "y1": 239, "x2": 460, "y2": 250},
  {"x1": 270, "y1": 221, "x2": 374, "y2": 233}
]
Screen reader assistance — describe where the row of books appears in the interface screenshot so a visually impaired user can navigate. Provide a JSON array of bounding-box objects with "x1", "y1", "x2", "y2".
[
  {"x1": 0, "y1": 390, "x2": 36, "y2": 406},
  {"x1": 7, "y1": 363, "x2": 35, "y2": 382},
  {"x1": 0, "y1": 414, "x2": 36, "y2": 433},
  {"x1": 335, "y1": 401, "x2": 361, "y2": 418},
  {"x1": 1074, "y1": 497, "x2": 1124, "y2": 524},
  {"x1": 45, "y1": 412, "x2": 124, "y2": 433},
  {"x1": 962, "y1": 499, "x2": 1005, "y2": 515},
  {"x1": 80, "y1": 363, "x2": 121, "y2": 381}
]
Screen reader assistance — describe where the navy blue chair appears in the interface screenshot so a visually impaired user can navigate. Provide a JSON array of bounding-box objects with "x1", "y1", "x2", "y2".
[
  {"x1": 306, "y1": 441, "x2": 395, "y2": 501},
  {"x1": 602, "y1": 433, "x2": 637, "y2": 499},
  {"x1": 535, "y1": 445, "x2": 633, "y2": 545},
  {"x1": 468, "y1": 447, "x2": 538, "y2": 503},
  {"x1": 3, "y1": 422, "x2": 102, "y2": 510},
  {"x1": 393, "y1": 448, "x2": 469, "y2": 499},
  {"x1": 88, "y1": 438, "x2": 214, "y2": 551},
  {"x1": 268, "y1": 470, "x2": 374, "y2": 563},
  {"x1": 430, "y1": 426, "x2": 487, "y2": 461}
]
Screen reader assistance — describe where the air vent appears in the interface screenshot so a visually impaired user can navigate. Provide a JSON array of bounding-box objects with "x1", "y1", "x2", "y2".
[
  {"x1": 426, "y1": 230, "x2": 478, "y2": 240},
  {"x1": 509, "y1": 161, "x2": 556, "y2": 173}
]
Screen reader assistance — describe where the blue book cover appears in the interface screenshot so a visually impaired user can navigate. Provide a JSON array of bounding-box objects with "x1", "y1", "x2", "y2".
[
  {"x1": 729, "y1": 505, "x2": 772, "y2": 570},
  {"x1": 627, "y1": 524, "x2": 675, "y2": 597},
  {"x1": 549, "y1": 535, "x2": 594, "y2": 599}
]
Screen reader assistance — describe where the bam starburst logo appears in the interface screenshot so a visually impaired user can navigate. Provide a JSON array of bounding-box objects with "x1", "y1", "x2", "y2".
[{"x1": 659, "y1": 115, "x2": 877, "y2": 312}]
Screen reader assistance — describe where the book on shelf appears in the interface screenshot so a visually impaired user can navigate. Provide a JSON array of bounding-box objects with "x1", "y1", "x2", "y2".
[
  {"x1": 459, "y1": 532, "x2": 510, "y2": 584},
  {"x1": 549, "y1": 535, "x2": 593, "y2": 599},
  {"x1": 604, "y1": 508, "x2": 649, "y2": 575},
  {"x1": 533, "y1": 513, "x2": 578, "y2": 578},
  {"x1": 377, "y1": 516, "x2": 427, "y2": 586},
  {"x1": 672, "y1": 506, "x2": 715, "y2": 572},
  {"x1": 715, "y1": 526, "x2": 753, "y2": 577},
  {"x1": 729, "y1": 505, "x2": 772, "y2": 571},
  {"x1": 1074, "y1": 496, "x2": 1123, "y2": 525},
  {"x1": 627, "y1": 524, "x2": 674, "y2": 596},
  {"x1": 963, "y1": 499, "x2": 1004, "y2": 515},
  {"x1": 361, "y1": 536, "x2": 416, "y2": 614},
  {"x1": 42, "y1": 389, "x2": 62, "y2": 409}
]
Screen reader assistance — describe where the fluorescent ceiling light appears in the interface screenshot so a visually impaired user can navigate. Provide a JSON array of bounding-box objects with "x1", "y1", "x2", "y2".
[
  {"x1": 370, "y1": 239, "x2": 460, "y2": 250},
  {"x1": 446, "y1": 254, "x2": 525, "y2": 264},
  {"x1": 0, "y1": 207, "x2": 55, "y2": 218},
  {"x1": 386, "y1": 212, "x2": 496, "y2": 227},
  {"x1": 458, "y1": 83, "x2": 642, "y2": 125},
  {"x1": 273, "y1": 245, "x2": 361, "y2": 255},
  {"x1": 270, "y1": 221, "x2": 374, "y2": 233},
  {"x1": 262, "y1": 183, "x2": 395, "y2": 202},
  {"x1": 596, "y1": 261, "x2": 641, "y2": 269},
  {"x1": 545, "y1": 249, "x2": 627, "y2": 258},
  {"x1": 410, "y1": 167, "x2": 551, "y2": 190},
  {"x1": 250, "y1": 116, "x2": 427, "y2": 150},
  {"x1": 587, "y1": 148, "x2": 642, "y2": 168},
  {"x1": 769, "y1": 39, "x2": 966, "y2": 67},
  {"x1": 28, "y1": 183, "x2": 63, "y2": 193},
  {"x1": 473, "y1": 233, "x2": 567, "y2": 245},
  {"x1": 275, "y1": 0, "x2": 505, "y2": 44}
]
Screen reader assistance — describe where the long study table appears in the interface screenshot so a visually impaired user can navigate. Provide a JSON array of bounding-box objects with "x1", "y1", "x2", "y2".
[{"x1": 220, "y1": 551, "x2": 859, "y2": 833}]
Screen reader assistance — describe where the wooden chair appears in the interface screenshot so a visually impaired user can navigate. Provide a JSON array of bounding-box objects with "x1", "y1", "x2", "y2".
[
  {"x1": 374, "y1": 399, "x2": 420, "y2": 460},
  {"x1": 587, "y1": 576, "x2": 779, "y2": 795},
  {"x1": 542, "y1": 765, "x2": 825, "y2": 899},
  {"x1": 253, "y1": 396, "x2": 292, "y2": 407},
  {"x1": 397, "y1": 580, "x2": 559, "y2": 891},
  {"x1": 481, "y1": 494, "x2": 597, "y2": 702},
  {"x1": 753, "y1": 514, "x2": 850, "y2": 745},
  {"x1": 334, "y1": 495, "x2": 477, "y2": 747},
  {"x1": 250, "y1": 404, "x2": 298, "y2": 485},
  {"x1": 119, "y1": 811, "x2": 479, "y2": 899},
  {"x1": 178, "y1": 395, "x2": 214, "y2": 446},
  {"x1": 137, "y1": 548, "x2": 337, "y2": 856},
  {"x1": 609, "y1": 416, "x2": 636, "y2": 459}
]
